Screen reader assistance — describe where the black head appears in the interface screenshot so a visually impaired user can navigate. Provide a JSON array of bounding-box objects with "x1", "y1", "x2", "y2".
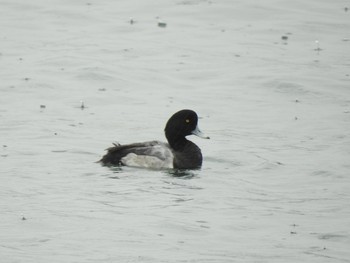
[
  {"x1": 165, "y1": 109, "x2": 198, "y2": 137},
  {"x1": 164, "y1": 109, "x2": 209, "y2": 147}
]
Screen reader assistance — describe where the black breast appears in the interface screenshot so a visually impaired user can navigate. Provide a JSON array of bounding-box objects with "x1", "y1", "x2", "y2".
[{"x1": 172, "y1": 141, "x2": 202, "y2": 169}]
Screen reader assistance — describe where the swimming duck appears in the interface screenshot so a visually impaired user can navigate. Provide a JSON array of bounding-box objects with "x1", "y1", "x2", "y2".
[{"x1": 100, "y1": 109, "x2": 209, "y2": 169}]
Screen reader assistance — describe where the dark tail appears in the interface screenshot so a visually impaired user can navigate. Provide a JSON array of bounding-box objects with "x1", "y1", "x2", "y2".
[{"x1": 99, "y1": 143, "x2": 124, "y2": 166}]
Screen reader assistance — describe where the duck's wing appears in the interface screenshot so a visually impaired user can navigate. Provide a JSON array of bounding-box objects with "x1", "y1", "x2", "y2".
[{"x1": 100, "y1": 141, "x2": 174, "y2": 169}]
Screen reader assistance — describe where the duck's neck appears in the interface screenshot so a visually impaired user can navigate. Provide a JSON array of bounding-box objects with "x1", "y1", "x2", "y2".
[{"x1": 166, "y1": 133, "x2": 188, "y2": 151}]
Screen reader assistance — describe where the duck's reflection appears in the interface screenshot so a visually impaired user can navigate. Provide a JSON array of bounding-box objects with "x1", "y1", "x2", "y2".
[{"x1": 165, "y1": 169, "x2": 198, "y2": 179}]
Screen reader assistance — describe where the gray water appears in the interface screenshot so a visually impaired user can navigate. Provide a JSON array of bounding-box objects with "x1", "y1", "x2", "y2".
[{"x1": 1, "y1": 0, "x2": 350, "y2": 262}]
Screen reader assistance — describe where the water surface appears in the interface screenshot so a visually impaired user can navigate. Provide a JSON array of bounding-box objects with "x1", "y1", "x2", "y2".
[{"x1": 1, "y1": 0, "x2": 350, "y2": 262}]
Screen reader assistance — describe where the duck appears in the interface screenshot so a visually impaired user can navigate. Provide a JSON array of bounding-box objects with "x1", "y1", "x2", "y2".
[{"x1": 99, "y1": 109, "x2": 209, "y2": 169}]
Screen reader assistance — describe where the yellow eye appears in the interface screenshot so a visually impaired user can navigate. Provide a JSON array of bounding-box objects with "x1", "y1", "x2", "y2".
[{"x1": 185, "y1": 119, "x2": 190, "y2": 123}]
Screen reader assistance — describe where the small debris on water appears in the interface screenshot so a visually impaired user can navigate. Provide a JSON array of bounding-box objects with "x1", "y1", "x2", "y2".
[
  {"x1": 157, "y1": 18, "x2": 167, "y2": 28},
  {"x1": 290, "y1": 231, "x2": 297, "y2": 234},
  {"x1": 314, "y1": 40, "x2": 322, "y2": 52},
  {"x1": 22, "y1": 216, "x2": 27, "y2": 221},
  {"x1": 52, "y1": 150, "x2": 67, "y2": 153},
  {"x1": 295, "y1": 99, "x2": 300, "y2": 103},
  {"x1": 158, "y1": 21, "x2": 167, "y2": 27},
  {"x1": 40, "y1": 105, "x2": 46, "y2": 109},
  {"x1": 281, "y1": 35, "x2": 288, "y2": 40}
]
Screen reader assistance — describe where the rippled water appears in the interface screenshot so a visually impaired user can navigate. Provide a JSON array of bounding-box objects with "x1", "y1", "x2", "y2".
[{"x1": 1, "y1": 0, "x2": 350, "y2": 262}]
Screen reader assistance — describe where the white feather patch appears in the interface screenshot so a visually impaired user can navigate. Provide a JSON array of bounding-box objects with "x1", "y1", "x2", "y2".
[{"x1": 121, "y1": 153, "x2": 173, "y2": 169}]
